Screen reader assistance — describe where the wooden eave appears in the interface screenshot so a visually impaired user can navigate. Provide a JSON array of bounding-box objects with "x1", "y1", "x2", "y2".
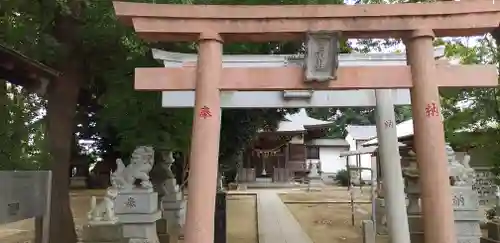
[{"x1": 0, "y1": 43, "x2": 59, "y2": 92}]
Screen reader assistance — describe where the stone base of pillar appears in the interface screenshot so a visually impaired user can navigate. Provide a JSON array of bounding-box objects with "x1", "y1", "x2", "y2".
[
  {"x1": 80, "y1": 223, "x2": 123, "y2": 243},
  {"x1": 362, "y1": 220, "x2": 376, "y2": 243},
  {"x1": 115, "y1": 190, "x2": 161, "y2": 243},
  {"x1": 374, "y1": 198, "x2": 387, "y2": 235}
]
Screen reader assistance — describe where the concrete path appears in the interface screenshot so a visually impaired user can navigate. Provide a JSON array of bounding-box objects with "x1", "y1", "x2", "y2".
[{"x1": 256, "y1": 191, "x2": 314, "y2": 243}]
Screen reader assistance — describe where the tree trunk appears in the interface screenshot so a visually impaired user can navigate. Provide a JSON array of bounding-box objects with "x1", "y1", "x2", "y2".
[
  {"x1": 46, "y1": 58, "x2": 82, "y2": 243},
  {"x1": 0, "y1": 81, "x2": 10, "y2": 169},
  {"x1": 45, "y1": 0, "x2": 85, "y2": 241}
]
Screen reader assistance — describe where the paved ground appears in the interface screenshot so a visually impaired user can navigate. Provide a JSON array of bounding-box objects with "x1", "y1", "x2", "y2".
[{"x1": 256, "y1": 190, "x2": 314, "y2": 243}]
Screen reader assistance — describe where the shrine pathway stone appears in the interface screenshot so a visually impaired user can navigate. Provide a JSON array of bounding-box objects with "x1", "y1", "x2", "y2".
[{"x1": 256, "y1": 190, "x2": 314, "y2": 243}]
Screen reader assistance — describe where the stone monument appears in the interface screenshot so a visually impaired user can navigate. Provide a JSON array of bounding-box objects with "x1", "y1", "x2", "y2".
[
  {"x1": 81, "y1": 178, "x2": 122, "y2": 243},
  {"x1": 480, "y1": 186, "x2": 500, "y2": 243},
  {"x1": 111, "y1": 146, "x2": 161, "y2": 243},
  {"x1": 405, "y1": 144, "x2": 481, "y2": 243},
  {"x1": 151, "y1": 151, "x2": 185, "y2": 243},
  {"x1": 306, "y1": 161, "x2": 324, "y2": 191}
]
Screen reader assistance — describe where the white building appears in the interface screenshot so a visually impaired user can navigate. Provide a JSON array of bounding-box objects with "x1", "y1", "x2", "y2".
[
  {"x1": 345, "y1": 125, "x2": 378, "y2": 181},
  {"x1": 305, "y1": 138, "x2": 349, "y2": 180}
]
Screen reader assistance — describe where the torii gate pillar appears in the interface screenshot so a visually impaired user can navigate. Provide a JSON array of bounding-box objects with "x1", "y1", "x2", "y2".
[
  {"x1": 406, "y1": 29, "x2": 456, "y2": 243},
  {"x1": 184, "y1": 32, "x2": 223, "y2": 243}
]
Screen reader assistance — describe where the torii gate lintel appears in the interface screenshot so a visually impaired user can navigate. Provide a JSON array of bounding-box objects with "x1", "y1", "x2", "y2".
[{"x1": 135, "y1": 64, "x2": 497, "y2": 91}]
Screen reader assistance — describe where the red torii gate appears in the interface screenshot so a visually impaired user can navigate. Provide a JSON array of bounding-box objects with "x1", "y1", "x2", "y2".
[{"x1": 113, "y1": 2, "x2": 500, "y2": 243}]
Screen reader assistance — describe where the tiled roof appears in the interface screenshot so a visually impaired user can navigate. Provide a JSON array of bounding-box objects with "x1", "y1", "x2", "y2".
[
  {"x1": 345, "y1": 125, "x2": 377, "y2": 140},
  {"x1": 362, "y1": 119, "x2": 414, "y2": 146}
]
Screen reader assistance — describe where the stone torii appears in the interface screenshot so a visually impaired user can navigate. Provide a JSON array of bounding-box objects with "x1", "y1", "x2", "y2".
[{"x1": 113, "y1": 2, "x2": 500, "y2": 243}]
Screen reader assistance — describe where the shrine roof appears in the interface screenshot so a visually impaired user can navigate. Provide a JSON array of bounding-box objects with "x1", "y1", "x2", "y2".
[
  {"x1": 361, "y1": 119, "x2": 415, "y2": 146},
  {"x1": 345, "y1": 125, "x2": 377, "y2": 141},
  {"x1": 152, "y1": 46, "x2": 446, "y2": 68},
  {"x1": 361, "y1": 118, "x2": 500, "y2": 147},
  {"x1": 263, "y1": 108, "x2": 333, "y2": 133},
  {"x1": 339, "y1": 146, "x2": 377, "y2": 157},
  {"x1": 276, "y1": 120, "x2": 306, "y2": 133},
  {"x1": 307, "y1": 138, "x2": 349, "y2": 147},
  {"x1": 0, "y1": 43, "x2": 59, "y2": 93},
  {"x1": 284, "y1": 109, "x2": 333, "y2": 129}
]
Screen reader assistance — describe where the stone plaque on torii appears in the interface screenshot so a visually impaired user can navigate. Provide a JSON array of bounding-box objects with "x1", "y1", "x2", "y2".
[{"x1": 112, "y1": 2, "x2": 500, "y2": 243}]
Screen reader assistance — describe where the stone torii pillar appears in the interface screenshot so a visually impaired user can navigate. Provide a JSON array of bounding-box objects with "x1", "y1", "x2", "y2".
[
  {"x1": 374, "y1": 89, "x2": 411, "y2": 243},
  {"x1": 406, "y1": 29, "x2": 456, "y2": 243}
]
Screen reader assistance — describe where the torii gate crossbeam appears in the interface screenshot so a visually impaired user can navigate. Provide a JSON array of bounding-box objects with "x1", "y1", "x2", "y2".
[{"x1": 155, "y1": 47, "x2": 446, "y2": 108}]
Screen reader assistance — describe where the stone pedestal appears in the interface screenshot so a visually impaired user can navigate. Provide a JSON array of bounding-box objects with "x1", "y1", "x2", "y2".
[
  {"x1": 452, "y1": 186, "x2": 482, "y2": 243},
  {"x1": 309, "y1": 162, "x2": 321, "y2": 179},
  {"x1": 362, "y1": 220, "x2": 376, "y2": 243},
  {"x1": 150, "y1": 152, "x2": 186, "y2": 243},
  {"x1": 81, "y1": 223, "x2": 123, "y2": 243},
  {"x1": 406, "y1": 186, "x2": 481, "y2": 243},
  {"x1": 115, "y1": 190, "x2": 161, "y2": 243},
  {"x1": 157, "y1": 219, "x2": 180, "y2": 243},
  {"x1": 158, "y1": 189, "x2": 185, "y2": 243}
]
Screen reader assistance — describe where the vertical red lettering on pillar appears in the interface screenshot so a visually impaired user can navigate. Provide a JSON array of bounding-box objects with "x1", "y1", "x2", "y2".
[
  {"x1": 384, "y1": 120, "x2": 393, "y2": 128},
  {"x1": 425, "y1": 102, "x2": 440, "y2": 117},
  {"x1": 199, "y1": 106, "x2": 212, "y2": 119}
]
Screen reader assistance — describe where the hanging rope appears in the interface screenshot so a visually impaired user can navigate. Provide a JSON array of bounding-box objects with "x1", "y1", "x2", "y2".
[{"x1": 252, "y1": 142, "x2": 288, "y2": 158}]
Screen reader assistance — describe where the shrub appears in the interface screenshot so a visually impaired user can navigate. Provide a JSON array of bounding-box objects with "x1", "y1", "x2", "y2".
[{"x1": 335, "y1": 169, "x2": 350, "y2": 187}]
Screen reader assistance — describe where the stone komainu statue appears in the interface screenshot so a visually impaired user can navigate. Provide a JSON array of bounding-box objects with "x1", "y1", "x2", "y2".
[{"x1": 110, "y1": 146, "x2": 155, "y2": 191}]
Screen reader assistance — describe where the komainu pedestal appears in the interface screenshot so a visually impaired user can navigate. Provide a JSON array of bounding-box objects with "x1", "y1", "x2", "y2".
[
  {"x1": 150, "y1": 151, "x2": 185, "y2": 243},
  {"x1": 408, "y1": 186, "x2": 482, "y2": 243},
  {"x1": 81, "y1": 224, "x2": 123, "y2": 243},
  {"x1": 406, "y1": 145, "x2": 481, "y2": 243},
  {"x1": 82, "y1": 180, "x2": 122, "y2": 243},
  {"x1": 115, "y1": 190, "x2": 161, "y2": 243}
]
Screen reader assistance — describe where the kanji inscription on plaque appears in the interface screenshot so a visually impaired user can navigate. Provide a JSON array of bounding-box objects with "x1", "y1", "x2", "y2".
[
  {"x1": 425, "y1": 102, "x2": 440, "y2": 117},
  {"x1": 314, "y1": 42, "x2": 328, "y2": 71},
  {"x1": 199, "y1": 106, "x2": 212, "y2": 119}
]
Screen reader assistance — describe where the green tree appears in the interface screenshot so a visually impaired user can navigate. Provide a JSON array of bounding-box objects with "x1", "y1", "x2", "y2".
[{"x1": 439, "y1": 33, "x2": 500, "y2": 170}]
